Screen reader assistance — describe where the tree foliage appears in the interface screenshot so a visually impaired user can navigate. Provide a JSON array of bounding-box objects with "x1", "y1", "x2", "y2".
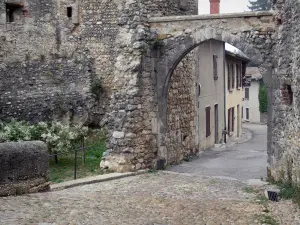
[
  {"x1": 258, "y1": 82, "x2": 268, "y2": 113},
  {"x1": 248, "y1": 0, "x2": 272, "y2": 11}
]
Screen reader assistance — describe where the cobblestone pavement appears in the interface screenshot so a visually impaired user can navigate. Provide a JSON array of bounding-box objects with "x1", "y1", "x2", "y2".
[
  {"x1": 168, "y1": 124, "x2": 268, "y2": 181},
  {"x1": 1, "y1": 172, "x2": 299, "y2": 225}
]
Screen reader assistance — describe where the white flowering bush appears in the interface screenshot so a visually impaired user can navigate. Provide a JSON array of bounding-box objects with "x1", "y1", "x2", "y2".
[{"x1": 0, "y1": 119, "x2": 89, "y2": 154}]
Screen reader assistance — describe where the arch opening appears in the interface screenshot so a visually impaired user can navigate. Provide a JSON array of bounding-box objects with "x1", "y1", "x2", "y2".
[{"x1": 156, "y1": 35, "x2": 271, "y2": 167}]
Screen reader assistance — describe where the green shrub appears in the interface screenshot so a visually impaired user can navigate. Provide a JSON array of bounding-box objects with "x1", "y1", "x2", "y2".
[
  {"x1": 259, "y1": 82, "x2": 268, "y2": 113},
  {"x1": 0, "y1": 119, "x2": 88, "y2": 154},
  {"x1": 90, "y1": 77, "x2": 102, "y2": 100}
]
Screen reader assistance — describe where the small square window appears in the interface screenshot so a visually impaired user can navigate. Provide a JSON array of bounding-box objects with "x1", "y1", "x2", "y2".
[
  {"x1": 6, "y1": 3, "x2": 24, "y2": 23},
  {"x1": 67, "y1": 7, "x2": 72, "y2": 18}
]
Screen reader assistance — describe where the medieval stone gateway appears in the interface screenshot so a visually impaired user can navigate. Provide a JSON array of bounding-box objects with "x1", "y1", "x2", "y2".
[
  {"x1": 101, "y1": 11, "x2": 277, "y2": 173},
  {"x1": 1, "y1": 0, "x2": 299, "y2": 184}
]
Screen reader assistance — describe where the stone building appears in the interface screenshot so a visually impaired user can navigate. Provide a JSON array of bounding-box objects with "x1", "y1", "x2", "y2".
[{"x1": 196, "y1": 40, "x2": 225, "y2": 151}]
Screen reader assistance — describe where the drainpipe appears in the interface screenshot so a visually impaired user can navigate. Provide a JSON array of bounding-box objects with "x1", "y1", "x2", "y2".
[{"x1": 223, "y1": 42, "x2": 227, "y2": 143}]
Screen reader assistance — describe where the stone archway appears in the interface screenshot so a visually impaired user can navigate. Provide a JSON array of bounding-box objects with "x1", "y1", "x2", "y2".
[{"x1": 152, "y1": 26, "x2": 275, "y2": 165}]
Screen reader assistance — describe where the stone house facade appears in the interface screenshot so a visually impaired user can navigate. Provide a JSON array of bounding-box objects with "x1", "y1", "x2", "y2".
[
  {"x1": 243, "y1": 67, "x2": 263, "y2": 124},
  {"x1": 225, "y1": 46, "x2": 249, "y2": 140},
  {"x1": 196, "y1": 40, "x2": 225, "y2": 150}
]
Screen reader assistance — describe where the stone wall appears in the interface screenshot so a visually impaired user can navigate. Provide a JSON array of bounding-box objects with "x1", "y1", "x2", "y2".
[
  {"x1": 144, "y1": 0, "x2": 198, "y2": 17},
  {"x1": 0, "y1": 0, "x2": 95, "y2": 124},
  {"x1": 167, "y1": 50, "x2": 197, "y2": 164},
  {"x1": 260, "y1": 112, "x2": 267, "y2": 124},
  {"x1": 0, "y1": 0, "x2": 198, "y2": 127},
  {"x1": 267, "y1": 0, "x2": 300, "y2": 183},
  {"x1": 0, "y1": 141, "x2": 49, "y2": 196}
]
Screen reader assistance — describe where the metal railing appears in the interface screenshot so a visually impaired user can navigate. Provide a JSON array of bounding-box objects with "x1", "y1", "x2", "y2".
[{"x1": 48, "y1": 138, "x2": 97, "y2": 180}]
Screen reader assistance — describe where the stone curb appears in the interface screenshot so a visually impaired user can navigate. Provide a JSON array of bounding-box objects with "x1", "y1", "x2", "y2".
[{"x1": 50, "y1": 170, "x2": 148, "y2": 191}]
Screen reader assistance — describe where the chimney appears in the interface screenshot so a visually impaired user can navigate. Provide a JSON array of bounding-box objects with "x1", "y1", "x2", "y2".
[{"x1": 210, "y1": 0, "x2": 220, "y2": 14}]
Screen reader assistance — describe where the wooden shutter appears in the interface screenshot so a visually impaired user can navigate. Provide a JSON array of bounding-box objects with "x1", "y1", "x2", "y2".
[
  {"x1": 242, "y1": 63, "x2": 246, "y2": 88},
  {"x1": 228, "y1": 64, "x2": 231, "y2": 90},
  {"x1": 227, "y1": 108, "x2": 231, "y2": 132},
  {"x1": 232, "y1": 64, "x2": 235, "y2": 89},
  {"x1": 232, "y1": 107, "x2": 235, "y2": 132},
  {"x1": 206, "y1": 106, "x2": 211, "y2": 137}
]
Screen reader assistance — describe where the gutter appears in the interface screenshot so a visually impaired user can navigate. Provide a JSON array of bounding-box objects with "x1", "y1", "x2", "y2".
[{"x1": 223, "y1": 42, "x2": 227, "y2": 144}]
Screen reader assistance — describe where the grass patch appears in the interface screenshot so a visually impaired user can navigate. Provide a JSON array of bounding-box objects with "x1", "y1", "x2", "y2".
[
  {"x1": 276, "y1": 182, "x2": 300, "y2": 206},
  {"x1": 254, "y1": 214, "x2": 278, "y2": 225},
  {"x1": 255, "y1": 194, "x2": 269, "y2": 205},
  {"x1": 49, "y1": 132, "x2": 107, "y2": 183},
  {"x1": 243, "y1": 186, "x2": 255, "y2": 194}
]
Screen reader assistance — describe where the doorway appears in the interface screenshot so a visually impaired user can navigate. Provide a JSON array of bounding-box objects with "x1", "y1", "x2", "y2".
[{"x1": 214, "y1": 104, "x2": 219, "y2": 144}]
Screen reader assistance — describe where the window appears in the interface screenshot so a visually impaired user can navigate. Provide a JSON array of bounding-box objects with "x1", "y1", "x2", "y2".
[
  {"x1": 67, "y1": 7, "x2": 73, "y2": 18},
  {"x1": 213, "y1": 55, "x2": 218, "y2": 80},
  {"x1": 228, "y1": 63, "x2": 236, "y2": 91},
  {"x1": 206, "y1": 106, "x2": 211, "y2": 138},
  {"x1": 227, "y1": 64, "x2": 231, "y2": 91},
  {"x1": 6, "y1": 3, "x2": 24, "y2": 23},
  {"x1": 246, "y1": 108, "x2": 249, "y2": 120},
  {"x1": 245, "y1": 88, "x2": 249, "y2": 99}
]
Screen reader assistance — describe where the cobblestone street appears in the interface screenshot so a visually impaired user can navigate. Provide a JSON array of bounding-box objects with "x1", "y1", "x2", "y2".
[{"x1": 0, "y1": 172, "x2": 299, "y2": 225}]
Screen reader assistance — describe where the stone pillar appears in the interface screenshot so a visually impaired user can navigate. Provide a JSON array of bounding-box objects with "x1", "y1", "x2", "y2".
[
  {"x1": 210, "y1": 0, "x2": 220, "y2": 14},
  {"x1": 261, "y1": 66, "x2": 274, "y2": 180}
]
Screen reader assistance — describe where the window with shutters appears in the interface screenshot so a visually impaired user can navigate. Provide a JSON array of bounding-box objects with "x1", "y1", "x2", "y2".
[
  {"x1": 206, "y1": 106, "x2": 211, "y2": 138},
  {"x1": 245, "y1": 88, "x2": 249, "y2": 99},
  {"x1": 231, "y1": 64, "x2": 235, "y2": 90},
  {"x1": 228, "y1": 64, "x2": 231, "y2": 91},
  {"x1": 213, "y1": 55, "x2": 218, "y2": 80}
]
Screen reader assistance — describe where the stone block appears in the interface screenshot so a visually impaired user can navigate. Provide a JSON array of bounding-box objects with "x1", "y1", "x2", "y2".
[{"x1": 0, "y1": 141, "x2": 50, "y2": 196}]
